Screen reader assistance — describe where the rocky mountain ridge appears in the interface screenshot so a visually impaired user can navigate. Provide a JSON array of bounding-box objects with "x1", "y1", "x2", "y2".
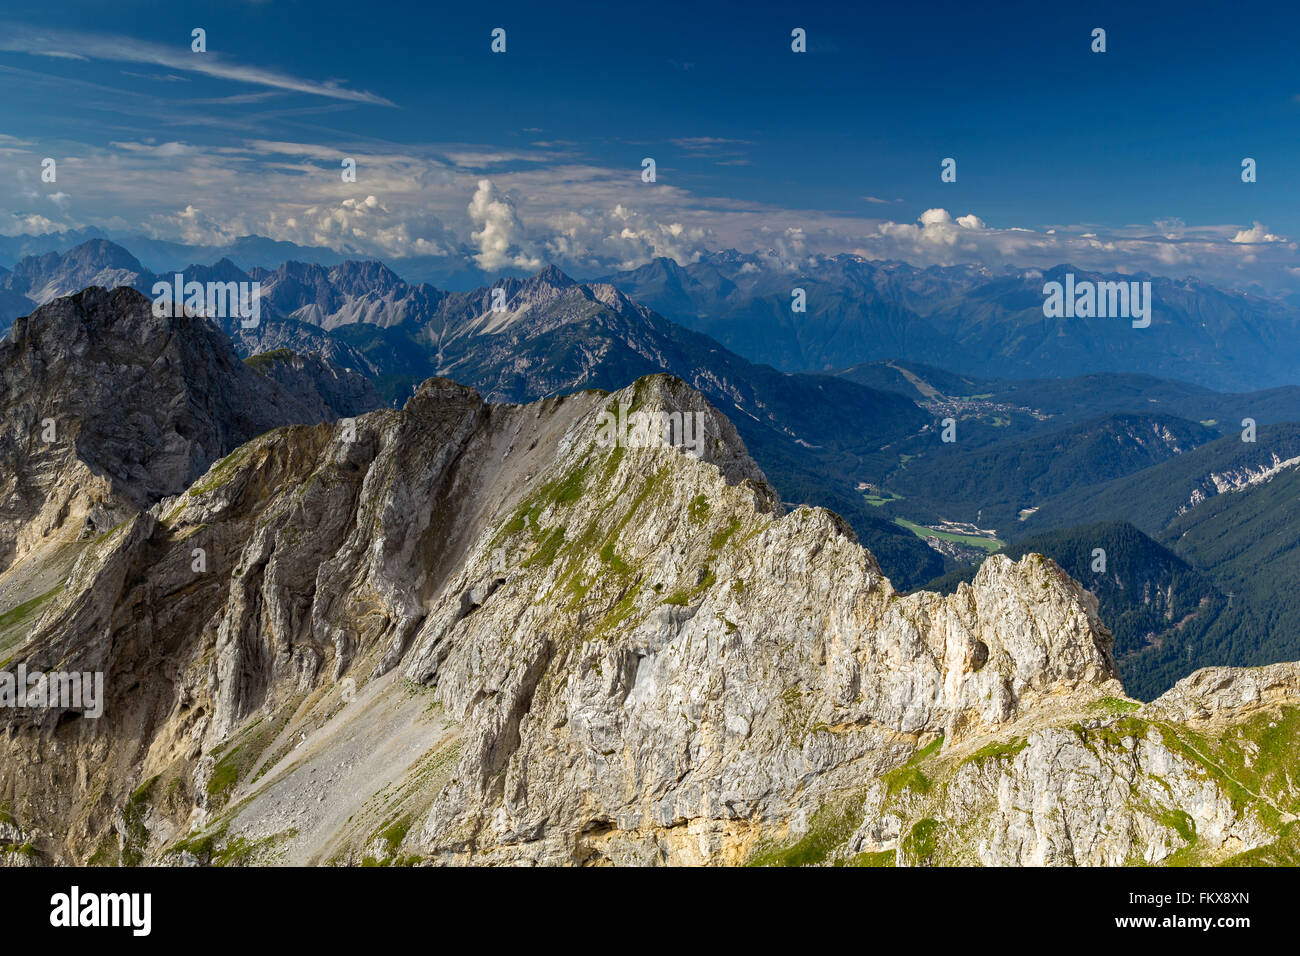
[
  {"x1": 1, "y1": 341, "x2": 1297, "y2": 865},
  {"x1": 0, "y1": 287, "x2": 382, "y2": 665}
]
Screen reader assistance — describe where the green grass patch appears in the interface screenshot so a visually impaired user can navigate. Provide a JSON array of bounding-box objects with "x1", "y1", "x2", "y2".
[
  {"x1": 592, "y1": 583, "x2": 643, "y2": 639},
  {"x1": 1221, "y1": 821, "x2": 1300, "y2": 867},
  {"x1": 94, "y1": 519, "x2": 131, "y2": 544},
  {"x1": 894, "y1": 518, "x2": 1002, "y2": 553},
  {"x1": 662, "y1": 567, "x2": 715, "y2": 607},
  {"x1": 169, "y1": 824, "x2": 226, "y2": 862},
  {"x1": 190, "y1": 442, "x2": 259, "y2": 496},
  {"x1": 377, "y1": 813, "x2": 414, "y2": 857},
  {"x1": 836, "y1": 849, "x2": 895, "y2": 867},
  {"x1": 883, "y1": 737, "x2": 943, "y2": 798},
  {"x1": 599, "y1": 542, "x2": 630, "y2": 574},
  {"x1": 965, "y1": 736, "x2": 1028, "y2": 765},
  {"x1": 205, "y1": 710, "x2": 291, "y2": 809},
  {"x1": 524, "y1": 526, "x2": 565, "y2": 568},
  {"x1": 1091, "y1": 696, "x2": 1141, "y2": 715},
  {"x1": 709, "y1": 517, "x2": 742, "y2": 552},
  {"x1": 748, "y1": 792, "x2": 869, "y2": 867},
  {"x1": 1158, "y1": 808, "x2": 1197, "y2": 845},
  {"x1": 539, "y1": 461, "x2": 591, "y2": 507},
  {"x1": 601, "y1": 445, "x2": 626, "y2": 480},
  {"x1": 0, "y1": 842, "x2": 39, "y2": 860},
  {"x1": 900, "y1": 818, "x2": 941, "y2": 864},
  {"x1": 0, "y1": 584, "x2": 63, "y2": 632},
  {"x1": 244, "y1": 348, "x2": 294, "y2": 371},
  {"x1": 119, "y1": 775, "x2": 160, "y2": 866},
  {"x1": 863, "y1": 491, "x2": 903, "y2": 507}
]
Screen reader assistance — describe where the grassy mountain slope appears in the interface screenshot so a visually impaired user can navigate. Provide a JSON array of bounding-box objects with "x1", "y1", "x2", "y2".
[
  {"x1": 873, "y1": 414, "x2": 1217, "y2": 531},
  {"x1": 1017, "y1": 423, "x2": 1300, "y2": 537}
]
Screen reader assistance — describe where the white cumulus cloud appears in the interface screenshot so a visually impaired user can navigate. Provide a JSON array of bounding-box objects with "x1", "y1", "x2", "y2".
[
  {"x1": 1231, "y1": 222, "x2": 1286, "y2": 244},
  {"x1": 468, "y1": 179, "x2": 540, "y2": 271}
]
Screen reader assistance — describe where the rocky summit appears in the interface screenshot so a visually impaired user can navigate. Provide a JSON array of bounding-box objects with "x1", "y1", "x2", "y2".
[{"x1": 0, "y1": 298, "x2": 1298, "y2": 868}]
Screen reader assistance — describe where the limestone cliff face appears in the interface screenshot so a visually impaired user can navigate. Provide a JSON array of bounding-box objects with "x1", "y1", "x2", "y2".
[
  {"x1": 400, "y1": 381, "x2": 1125, "y2": 864},
  {"x1": 2, "y1": 346, "x2": 1298, "y2": 866}
]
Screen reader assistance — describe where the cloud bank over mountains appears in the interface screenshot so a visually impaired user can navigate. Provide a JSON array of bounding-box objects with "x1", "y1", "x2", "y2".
[{"x1": 1, "y1": 132, "x2": 1293, "y2": 295}]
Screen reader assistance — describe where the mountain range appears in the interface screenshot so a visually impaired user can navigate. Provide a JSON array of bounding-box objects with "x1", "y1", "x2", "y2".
[
  {"x1": 0, "y1": 229, "x2": 491, "y2": 291},
  {"x1": 4, "y1": 288, "x2": 1300, "y2": 868},
  {"x1": 11, "y1": 240, "x2": 1300, "y2": 392},
  {"x1": 5, "y1": 238, "x2": 1300, "y2": 701},
  {"x1": 0, "y1": 240, "x2": 951, "y2": 589},
  {"x1": 602, "y1": 253, "x2": 1300, "y2": 391}
]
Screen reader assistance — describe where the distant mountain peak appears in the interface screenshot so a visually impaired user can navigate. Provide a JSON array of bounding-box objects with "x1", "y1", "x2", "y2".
[
  {"x1": 331, "y1": 258, "x2": 403, "y2": 281},
  {"x1": 529, "y1": 263, "x2": 576, "y2": 288},
  {"x1": 62, "y1": 237, "x2": 145, "y2": 268}
]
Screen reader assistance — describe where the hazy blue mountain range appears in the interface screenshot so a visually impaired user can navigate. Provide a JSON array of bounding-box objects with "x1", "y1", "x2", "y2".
[
  {"x1": 0, "y1": 229, "x2": 494, "y2": 289},
  {"x1": 601, "y1": 253, "x2": 1300, "y2": 391},
  {"x1": 11, "y1": 237, "x2": 1300, "y2": 392}
]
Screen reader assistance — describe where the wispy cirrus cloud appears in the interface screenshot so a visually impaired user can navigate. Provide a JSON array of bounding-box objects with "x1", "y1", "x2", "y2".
[
  {"x1": 669, "y1": 137, "x2": 752, "y2": 152},
  {"x1": 32, "y1": 49, "x2": 88, "y2": 62},
  {"x1": 120, "y1": 70, "x2": 189, "y2": 83},
  {"x1": 669, "y1": 136, "x2": 753, "y2": 167},
  {"x1": 0, "y1": 24, "x2": 394, "y2": 106}
]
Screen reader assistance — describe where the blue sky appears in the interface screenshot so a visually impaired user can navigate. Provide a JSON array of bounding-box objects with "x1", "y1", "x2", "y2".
[{"x1": 1, "y1": 0, "x2": 1297, "y2": 290}]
